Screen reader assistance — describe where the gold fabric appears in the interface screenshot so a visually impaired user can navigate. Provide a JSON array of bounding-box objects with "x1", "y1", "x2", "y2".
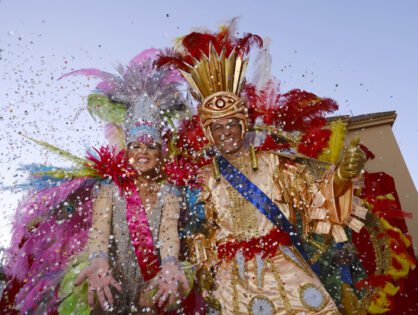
[{"x1": 197, "y1": 151, "x2": 348, "y2": 314}]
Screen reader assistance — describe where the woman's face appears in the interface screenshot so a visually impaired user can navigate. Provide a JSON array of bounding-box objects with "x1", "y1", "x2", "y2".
[{"x1": 127, "y1": 142, "x2": 162, "y2": 176}]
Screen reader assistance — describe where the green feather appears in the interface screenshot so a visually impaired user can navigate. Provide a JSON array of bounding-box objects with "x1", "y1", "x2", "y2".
[
  {"x1": 87, "y1": 94, "x2": 126, "y2": 124},
  {"x1": 58, "y1": 257, "x2": 91, "y2": 315},
  {"x1": 31, "y1": 167, "x2": 97, "y2": 179},
  {"x1": 23, "y1": 135, "x2": 89, "y2": 166}
]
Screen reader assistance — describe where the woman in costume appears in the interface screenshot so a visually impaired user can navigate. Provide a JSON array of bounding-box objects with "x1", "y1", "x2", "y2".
[
  {"x1": 74, "y1": 102, "x2": 189, "y2": 312},
  {"x1": 1, "y1": 49, "x2": 198, "y2": 314},
  {"x1": 54, "y1": 48, "x2": 196, "y2": 314},
  {"x1": 156, "y1": 22, "x2": 371, "y2": 314}
]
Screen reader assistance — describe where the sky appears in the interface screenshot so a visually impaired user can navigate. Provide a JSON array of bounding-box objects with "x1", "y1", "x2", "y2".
[{"x1": 0, "y1": 0, "x2": 417, "y2": 247}]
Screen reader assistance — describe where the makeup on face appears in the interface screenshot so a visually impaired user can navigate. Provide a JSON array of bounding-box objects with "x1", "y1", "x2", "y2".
[{"x1": 127, "y1": 142, "x2": 161, "y2": 175}]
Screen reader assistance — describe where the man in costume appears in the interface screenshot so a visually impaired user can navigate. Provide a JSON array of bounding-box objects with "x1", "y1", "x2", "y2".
[{"x1": 156, "y1": 23, "x2": 369, "y2": 314}]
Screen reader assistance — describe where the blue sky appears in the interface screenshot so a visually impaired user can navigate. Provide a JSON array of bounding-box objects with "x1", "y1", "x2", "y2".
[{"x1": 0, "y1": 0, "x2": 417, "y2": 245}]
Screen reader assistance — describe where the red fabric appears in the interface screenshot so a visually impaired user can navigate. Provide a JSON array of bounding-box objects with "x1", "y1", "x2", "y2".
[
  {"x1": 164, "y1": 288, "x2": 206, "y2": 315},
  {"x1": 217, "y1": 228, "x2": 290, "y2": 262},
  {"x1": 352, "y1": 172, "x2": 418, "y2": 314},
  {"x1": 355, "y1": 275, "x2": 393, "y2": 290}
]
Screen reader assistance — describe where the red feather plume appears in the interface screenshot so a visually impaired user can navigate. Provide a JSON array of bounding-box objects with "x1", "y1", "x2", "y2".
[
  {"x1": 278, "y1": 89, "x2": 338, "y2": 133},
  {"x1": 176, "y1": 115, "x2": 209, "y2": 154},
  {"x1": 297, "y1": 128, "x2": 332, "y2": 158},
  {"x1": 155, "y1": 26, "x2": 263, "y2": 70},
  {"x1": 85, "y1": 146, "x2": 136, "y2": 195},
  {"x1": 154, "y1": 47, "x2": 189, "y2": 71},
  {"x1": 243, "y1": 79, "x2": 337, "y2": 157},
  {"x1": 256, "y1": 135, "x2": 291, "y2": 152},
  {"x1": 243, "y1": 80, "x2": 338, "y2": 133},
  {"x1": 234, "y1": 33, "x2": 263, "y2": 57}
]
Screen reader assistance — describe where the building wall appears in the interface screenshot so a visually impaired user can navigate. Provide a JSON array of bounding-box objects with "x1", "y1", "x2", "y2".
[{"x1": 346, "y1": 122, "x2": 418, "y2": 248}]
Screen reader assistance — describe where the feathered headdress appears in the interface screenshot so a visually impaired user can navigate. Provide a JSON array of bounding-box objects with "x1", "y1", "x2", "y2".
[
  {"x1": 156, "y1": 19, "x2": 263, "y2": 143},
  {"x1": 60, "y1": 48, "x2": 186, "y2": 148},
  {"x1": 243, "y1": 79, "x2": 338, "y2": 158},
  {"x1": 157, "y1": 20, "x2": 339, "y2": 160}
]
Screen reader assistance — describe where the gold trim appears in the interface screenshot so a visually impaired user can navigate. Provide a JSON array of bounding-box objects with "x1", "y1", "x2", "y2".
[
  {"x1": 213, "y1": 156, "x2": 221, "y2": 181},
  {"x1": 271, "y1": 264, "x2": 293, "y2": 314},
  {"x1": 250, "y1": 144, "x2": 258, "y2": 171},
  {"x1": 247, "y1": 295, "x2": 276, "y2": 315},
  {"x1": 307, "y1": 237, "x2": 332, "y2": 264},
  {"x1": 259, "y1": 257, "x2": 268, "y2": 289},
  {"x1": 358, "y1": 213, "x2": 392, "y2": 309},
  {"x1": 204, "y1": 295, "x2": 222, "y2": 315},
  {"x1": 231, "y1": 260, "x2": 240, "y2": 314},
  {"x1": 298, "y1": 283, "x2": 327, "y2": 312},
  {"x1": 249, "y1": 124, "x2": 302, "y2": 145},
  {"x1": 278, "y1": 245, "x2": 310, "y2": 274}
]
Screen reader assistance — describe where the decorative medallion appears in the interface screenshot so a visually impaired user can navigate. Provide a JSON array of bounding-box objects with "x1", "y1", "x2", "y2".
[
  {"x1": 299, "y1": 283, "x2": 327, "y2": 311},
  {"x1": 248, "y1": 295, "x2": 276, "y2": 315}
]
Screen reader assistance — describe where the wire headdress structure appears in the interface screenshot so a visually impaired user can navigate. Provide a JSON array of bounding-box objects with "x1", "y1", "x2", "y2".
[{"x1": 61, "y1": 48, "x2": 186, "y2": 149}]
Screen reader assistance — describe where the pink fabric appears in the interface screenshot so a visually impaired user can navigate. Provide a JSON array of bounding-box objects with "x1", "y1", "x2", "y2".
[{"x1": 124, "y1": 180, "x2": 160, "y2": 281}]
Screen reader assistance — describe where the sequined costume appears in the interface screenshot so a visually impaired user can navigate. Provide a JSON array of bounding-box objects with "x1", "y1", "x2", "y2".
[
  {"x1": 89, "y1": 182, "x2": 180, "y2": 313},
  {"x1": 195, "y1": 152, "x2": 342, "y2": 314}
]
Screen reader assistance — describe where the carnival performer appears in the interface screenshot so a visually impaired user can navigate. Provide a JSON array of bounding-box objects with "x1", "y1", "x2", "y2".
[
  {"x1": 1, "y1": 49, "x2": 199, "y2": 314},
  {"x1": 156, "y1": 23, "x2": 369, "y2": 314},
  {"x1": 67, "y1": 50, "x2": 193, "y2": 314}
]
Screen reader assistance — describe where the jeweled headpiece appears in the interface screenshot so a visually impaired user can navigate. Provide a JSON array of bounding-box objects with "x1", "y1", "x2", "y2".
[
  {"x1": 60, "y1": 48, "x2": 185, "y2": 148},
  {"x1": 156, "y1": 21, "x2": 262, "y2": 143}
]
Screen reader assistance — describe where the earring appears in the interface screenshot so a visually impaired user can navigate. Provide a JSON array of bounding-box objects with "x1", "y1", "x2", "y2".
[
  {"x1": 213, "y1": 156, "x2": 221, "y2": 181},
  {"x1": 250, "y1": 144, "x2": 258, "y2": 171}
]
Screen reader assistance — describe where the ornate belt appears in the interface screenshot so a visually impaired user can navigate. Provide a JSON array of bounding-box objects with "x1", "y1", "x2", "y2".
[{"x1": 217, "y1": 228, "x2": 290, "y2": 262}]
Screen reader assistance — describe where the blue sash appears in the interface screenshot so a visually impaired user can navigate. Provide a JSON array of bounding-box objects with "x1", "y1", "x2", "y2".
[{"x1": 217, "y1": 155, "x2": 310, "y2": 263}]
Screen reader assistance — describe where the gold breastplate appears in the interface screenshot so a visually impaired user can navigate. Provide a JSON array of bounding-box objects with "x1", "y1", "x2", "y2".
[{"x1": 226, "y1": 155, "x2": 260, "y2": 240}]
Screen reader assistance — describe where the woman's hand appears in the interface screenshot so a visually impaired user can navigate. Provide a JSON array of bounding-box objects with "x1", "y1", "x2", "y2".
[
  {"x1": 151, "y1": 262, "x2": 190, "y2": 308},
  {"x1": 75, "y1": 257, "x2": 122, "y2": 310}
]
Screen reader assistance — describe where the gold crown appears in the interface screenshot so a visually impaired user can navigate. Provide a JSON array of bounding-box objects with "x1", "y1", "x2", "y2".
[
  {"x1": 180, "y1": 42, "x2": 249, "y2": 101},
  {"x1": 179, "y1": 43, "x2": 249, "y2": 142}
]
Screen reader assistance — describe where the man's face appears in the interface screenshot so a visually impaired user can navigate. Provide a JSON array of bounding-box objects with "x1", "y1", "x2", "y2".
[{"x1": 210, "y1": 117, "x2": 244, "y2": 155}]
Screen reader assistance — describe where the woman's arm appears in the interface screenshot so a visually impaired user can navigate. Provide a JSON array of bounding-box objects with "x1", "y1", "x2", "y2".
[
  {"x1": 75, "y1": 184, "x2": 121, "y2": 310},
  {"x1": 158, "y1": 193, "x2": 181, "y2": 260},
  {"x1": 153, "y1": 193, "x2": 189, "y2": 307},
  {"x1": 87, "y1": 184, "x2": 113, "y2": 256}
]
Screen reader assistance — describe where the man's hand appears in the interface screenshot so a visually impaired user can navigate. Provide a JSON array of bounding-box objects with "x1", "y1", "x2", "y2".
[
  {"x1": 75, "y1": 257, "x2": 121, "y2": 310},
  {"x1": 335, "y1": 137, "x2": 367, "y2": 186}
]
